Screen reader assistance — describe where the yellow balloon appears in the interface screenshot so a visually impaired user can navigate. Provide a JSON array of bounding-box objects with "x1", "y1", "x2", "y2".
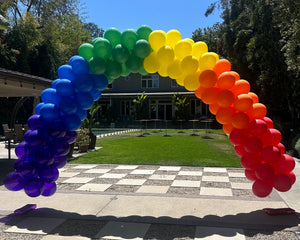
[
  {"x1": 148, "y1": 30, "x2": 166, "y2": 52},
  {"x1": 158, "y1": 63, "x2": 169, "y2": 77},
  {"x1": 174, "y1": 39, "x2": 192, "y2": 60},
  {"x1": 157, "y1": 46, "x2": 175, "y2": 64},
  {"x1": 176, "y1": 74, "x2": 185, "y2": 86},
  {"x1": 166, "y1": 29, "x2": 182, "y2": 48},
  {"x1": 181, "y1": 56, "x2": 199, "y2": 74},
  {"x1": 184, "y1": 38, "x2": 194, "y2": 45},
  {"x1": 210, "y1": 52, "x2": 220, "y2": 61},
  {"x1": 167, "y1": 59, "x2": 182, "y2": 79},
  {"x1": 143, "y1": 52, "x2": 160, "y2": 73},
  {"x1": 199, "y1": 52, "x2": 218, "y2": 71},
  {"x1": 184, "y1": 72, "x2": 200, "y2": 91},
  {"x1": 192, "y1": 41, "x2": 208, "y2": 59}
]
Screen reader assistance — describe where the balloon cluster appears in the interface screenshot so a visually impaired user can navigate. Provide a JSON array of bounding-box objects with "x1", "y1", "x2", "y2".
[
  {"x1": 79, "y1": 25, "x2": 153, "y2": 83},
  {"x1": 194, "y1": 59, "x2": 296, "y2": 197},
  {"x1": 143, "y1": 29, "x2": 218, "y2": 90}
]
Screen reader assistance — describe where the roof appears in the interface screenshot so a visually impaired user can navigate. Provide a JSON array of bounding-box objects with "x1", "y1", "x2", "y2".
[{"x1": 101, "y1": 91, "x2": 195, "y2": 97}]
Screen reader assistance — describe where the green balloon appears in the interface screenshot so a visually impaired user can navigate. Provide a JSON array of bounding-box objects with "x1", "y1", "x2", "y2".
[
  {"x1": 112, "y1": 44, "x2": 129, "y2": 63},
  {"x1": 126, "y1": 54, "x2": 143, "y2": 73},
  {"x1": 139, "y1": 66, "x2": 149, "y2": 76},
  {"x1": 107, "y1": 77, "x2": 115, "y2": 84},
  {"x1": 134, "y1": 39, "x2": 151, "y2": 59},
  {"x1": 121, "y1": 29, "x2": 138, "y2": 51},
  {"x1": 79, "y1": 43, "x2": 94, "y2": 61},
  {"x1": 105, "y1": 60, "x2": 122, "y2": 79},
  {"x1": 137, "y1": 25, "x2": 152, "y2": 40},
  {"x1": 121, "y1": 63, "x2": 130, "y2": 77},
  {"x1": 93, "y1": 38, "x2": 112, "y2": 60},
  {"x1": 89, "y1": 57, "x2": 106, "y2": 75},
  {"x1": 104, "y1": 28, "x2": 122, "y2": 48}
]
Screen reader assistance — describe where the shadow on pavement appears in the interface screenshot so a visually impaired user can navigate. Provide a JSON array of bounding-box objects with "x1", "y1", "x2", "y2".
[
  {"x1": 1, "y1": 207, "x2": 299, "y2": 239},
  {"x1": 0, "y1": 158, "x2": 15, "y2": 186}
]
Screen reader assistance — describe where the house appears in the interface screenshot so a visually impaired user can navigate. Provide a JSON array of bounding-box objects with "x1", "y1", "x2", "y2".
[{"x1": 98, "y1": 73, "x2": 210, "y2": 128}]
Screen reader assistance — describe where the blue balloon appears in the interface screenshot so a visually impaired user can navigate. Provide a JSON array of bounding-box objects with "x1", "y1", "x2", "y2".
[
  {"x1": 75, "y1": 92, "x2": 94, "y2": 110},
  {"x1": 59, "y1": 96, "x2": 78, "y2": 115},
  {"x1": 58, "y1": 65, "x2": 75, "y2": 82},
  {"x1": 28, "y1": 114, "x2": 45, "y2": 130},
  {"x1": 51, "y1": 79, "x2": 60, "y2": 88},
  {"x1": 24, "y1": 178, "x2": 44, "y2": 197},
  {"x1": 35, "y1": 103, "x2": 44, "y2": 115},
  {"x1": 69, "y1": 55, "x2": 89, "y2": 75},
  {"x1": 47, "y1": 120, "x2": 66, "y2": 138},
  {"x1": 41, "y1": 88, "x2": 61, "y2": 105},
  {"x1": 75, "y1": 107, "x2": 87, "y2": 121},
  {"x1": 62, "y1": 114, "x2": 81, "y2": 131},
  {"x1": 90, "y1": 89, "x2": 102, "y2": 101},
  {"x1": 4, "y1": 172, "x2": 24, "y2": 191},
  {"x1": 64, "y1": 131, "x2": 77, "y2": 144},
  {"x1": 93, "y1": 74, "x2": 108, "y2": 90},
  {"x1": 42, "y1": 182, "x2": 57, "y2": 197},
  {"x1": 74, "y1": 74, "x2": 94, "y2": 92},
  {"x1": 38, "y1": 165, "x2": 59, "y2": 183},
  {"x1": 40, "y1": 103, "x2": 60, "y2": 123},
  {"x1": 55, "y1": 79, "x2": 75, "y2": 96},
  {"x1": 15, "y1": 141, "x2": 31, "y2": 158},
  {"x1": 51, "y1": 138, "x2": 70, "y2": 156}
]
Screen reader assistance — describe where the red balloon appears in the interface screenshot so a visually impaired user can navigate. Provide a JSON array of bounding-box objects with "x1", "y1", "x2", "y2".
[
  {"x1": 244, "y1": 137, "x2": 263, "y2": 154},
  {"x1": 252, "y1": 180, "x2": 273, "y2": 198},
  {"x1": 245, "y1": 169, "x2": 257, "y2": 181},
  {"x1": 248, "y1": 119, "x2": 268, "y2": 136},
  {"x1": 263, "y1": 117, "x2": 273, "y2": 128},
  {"x1": 261, "y1": 128, "x2": 282, "y2": 146},
  {"x1": 272, "y1": 154, "x2": 295, "y2": 173},
  {"x1": 235, "y1": 145, "x2": 246, "y2": 157},
  {"x1": 229, "y1": 129, "x2": 249, "y2": 146},
  {"x1": 255, "y1": 163, "x2": 274, "y2": 182},
  {"x1": 261, "y1": 146, "x2": 281, "y2": 163},
  {"x1": 241, "y1": 153, "x2": 261, "y2": 170},
  {"x1": 287, "y1": 171, "x2": 296, "y2": 184},
  {"x1": 273, "y1": 174, "x2": 292, "y2": 192},
  {"x1": 277, "y1": 143, "x2": 285, "y2": 154}
]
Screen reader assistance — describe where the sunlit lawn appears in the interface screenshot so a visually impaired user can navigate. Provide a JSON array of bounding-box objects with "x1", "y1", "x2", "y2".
[{"x1": 70, "y1": 129, "x2": 241, "y2": 167}]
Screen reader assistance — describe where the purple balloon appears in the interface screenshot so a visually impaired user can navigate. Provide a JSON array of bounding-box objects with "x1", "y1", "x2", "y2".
[
  {"x1": 14, "y1": 159, "x2": 36, "y2": 177},
  {"x1": 24, "y1": 179, "x2": 44, "y2": 197},
  {"x1": 48, "y1": 121, "x2": 66, "y2": 138},
  {"x1": 4, "y1": 172, "x2": 24, "y2": 191},
  {"x1": 51, "y1": 138, "x2": 70, "y2": 156},
  {"x1": 24, "y1": 130, "x2": 45, "y2": 146},
  {"x1": 28, "y1": 114, "x2": 45, "y2": 130},
  {"x1": 34, "y1": 147, "x2": 54, "y2": 166},
  {"x1": 42, "y1": 182, "x2": 57, "y2": 197},
  {"x1": 38, "y1": 166, "x2": 59, "y2": 183},
  {"x1": 53, "y1": 155, "x2": 67, "y2": 168},
  {"x1": 15, "y1": 141, "x2": 31, "y2": 158}
]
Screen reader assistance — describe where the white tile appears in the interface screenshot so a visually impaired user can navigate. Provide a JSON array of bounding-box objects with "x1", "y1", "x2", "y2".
[
  {"x1": 62, "y1": 177, "x2": 93, "y2": 184},
  {"x1": 137, "y1": 185, "x2": 169, "y2": 194},
  {"x1": 73, "y1": 164, "x2": 98, "y2": 169},
  {"x1": 76, "y1": 183, "x2": 111, "y2": 192},
  {"x1": 202, "y1": 176, "x2": 229, "y2": 182},
  {"x1": 115, "y1": 165, "x2": 138, "y2": 170},
  {"x1": 171, "y1": 180, "x2": 200, "y2": 188},
  {"x1": 149, "y1": 174, "x2": 176, "y2": 180},
  {"x1": 59, "y1": 168, "x2": 67, "y2": 172},
  {"x1": 99, "y1": 173, "x2": 127, "y2": 179},
  {"x1": 204, "y1": 167, "x2": 227, "y2": 173},
  {"x1": 158, "y1": 166, "x2": 181, "y2": 171},
  {"x1": 200, "y1": 187, "x2": 233, "y2": 196},
  {"x1": 231, "y1": 182, "x2": 252, "y2": 190},
  {"x1": 178, "y1": 171, "x2": 202, "y2": 176},
  {"x1": 130, "y1": 169, "x2": 155, "y2": 175},
  {"x1": 5, "y1": 217, "x2": 66, "y2": 235},
  {"x1": 42, "y1": 235, "x2": 90, "y2": 240},
  {"x1": 84, "y1": 169, "x2": 110, "y2": 174},
  {"x1": 116, "y1": 179, "x2": 146, "y2": 186},
  {"x1": 59, "y1": 172, "x2": 79, "y2": 178},
  {"x1": 95, "y1": 221, "x2": 150, "y2": 240},
  {"x1": 195, "y1": 226, "x2": 245, "y2": 239},
  {"x1": 228, "y1": 172, "x2": 245, "y2": 178}
]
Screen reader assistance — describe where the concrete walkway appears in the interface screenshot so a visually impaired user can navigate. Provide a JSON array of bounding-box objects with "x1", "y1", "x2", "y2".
[{"x1": 0, "y1": 143, "x2": 299, "y2": 239}]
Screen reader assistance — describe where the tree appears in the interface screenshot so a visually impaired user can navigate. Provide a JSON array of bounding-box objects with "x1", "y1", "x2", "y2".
[
  {"x1": 133, "y1": 92, "x2": 148, "y2": 120},
  {"x1": 173, "y1": 93, "x2": 189, "y2": 121},
  {"x1": 83, "y1": 22, "x2": 104, "y2": 39}
]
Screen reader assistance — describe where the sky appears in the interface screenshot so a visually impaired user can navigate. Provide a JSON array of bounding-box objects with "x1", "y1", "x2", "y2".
[{"x1": 82, "y1": 0, "x2": 223, "y2": 39}]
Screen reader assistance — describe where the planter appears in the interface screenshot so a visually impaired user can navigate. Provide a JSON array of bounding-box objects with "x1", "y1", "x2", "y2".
[{"x1": 79, "y1": 144, "x2": 89, "y2": 153}]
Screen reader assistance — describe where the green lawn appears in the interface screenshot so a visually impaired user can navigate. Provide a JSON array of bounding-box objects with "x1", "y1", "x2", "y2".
[{"x1": 70, "y1": 129, "x2": 242, "y2": 167}]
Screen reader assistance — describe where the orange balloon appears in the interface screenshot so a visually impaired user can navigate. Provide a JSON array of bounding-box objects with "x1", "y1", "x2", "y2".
[
  {"x1": 231, "y1": 71, "x2": 240, "y2": 80},
  {"x1": 231, "y1": 112, "x2": 250, "y2": 129},
  {"x1": 199, "y1": 70, "x2": 217, "y2": 88},
  {"x1": 194, "y1": 86, "x2": 206, "y2": 99},
  {"x1": 213, "y1": 59, "x2": 231, "y2": 76},
  {"x1": 216, "y1": 107, "x2": 235, "y2": 124},
  {"x1": 223, "y1": 123, "x2": 233, "y2": 134},
  {"x1": 248, "y1": 92, "x2": 259, "y2": 104},
  {"x1": 248, "y1": 103, "x2": 267, "y2": 120},
  {"x1": 217, "y1": 90, "x2": 235, "y2": 107},
  {"x1": 217, "y1": 72, "x2": 236, "y2": 89},
  {"x1": 234, "y1": 94, "x2": 253, "y2": 112},
  {"x1": 209, "y1": 103, "x2": 219, "y2": 115},
  {"x1": 231, "y1": 80, "x2": 250, "y2": 96},
  {"x1": 201, "y1": 87, "x2": 219, "y2": 104}
]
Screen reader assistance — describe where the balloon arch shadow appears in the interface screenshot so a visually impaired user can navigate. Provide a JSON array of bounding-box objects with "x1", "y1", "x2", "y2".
[{"x1": 3, "y1": 25, "x2": 296, "y2": 199}]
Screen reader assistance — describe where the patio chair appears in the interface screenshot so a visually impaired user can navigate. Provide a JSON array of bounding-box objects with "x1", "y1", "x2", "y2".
[{"x1": 14, "y1": 124, "x2": 24, "y2": 143}]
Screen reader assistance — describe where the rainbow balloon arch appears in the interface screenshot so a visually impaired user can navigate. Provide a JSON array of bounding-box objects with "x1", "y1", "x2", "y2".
[{"x1": 4, "y1": 25, "x2": 296, "y2": 199}]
